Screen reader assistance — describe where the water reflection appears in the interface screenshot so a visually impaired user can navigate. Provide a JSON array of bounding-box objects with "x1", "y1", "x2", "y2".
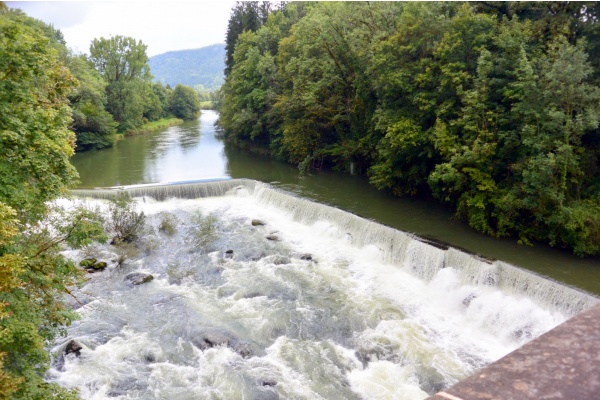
[{"x1": 71, "y1": 111, "x2": 228, "y2": 187}]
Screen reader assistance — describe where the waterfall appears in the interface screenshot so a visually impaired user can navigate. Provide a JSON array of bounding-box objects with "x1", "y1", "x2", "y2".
[
  {"x1": 72, "y1": 179, "x2": 598, "y2": 318},
  {"x1": 72, "y1": 179, "x2": 256, "y2": 201}
]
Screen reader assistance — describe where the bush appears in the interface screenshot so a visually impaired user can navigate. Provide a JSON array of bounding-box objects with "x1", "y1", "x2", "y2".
[
  {"x1": 187, "y1": 211, "x2": 219, "y2": 251},
  {"x1": 158, "y1": 212, "x2": 178, "y2": 236},
  {"x1": 107, "y1": 192, "x2": 146, "y2": 245}
]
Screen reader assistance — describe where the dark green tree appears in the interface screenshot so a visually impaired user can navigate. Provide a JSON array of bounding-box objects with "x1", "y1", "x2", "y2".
[
  {"x1": 170, "y1": 84, "x2": 201, "y2": 120},
  {"x1": 225, "y1": 1, "x2": 274, "y2": 76},
  {"x1": 67, "y1": 54, "x2": 118, "y2": 151}
]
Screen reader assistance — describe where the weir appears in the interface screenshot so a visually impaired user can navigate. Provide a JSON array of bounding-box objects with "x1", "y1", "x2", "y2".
[
  {"x1": 73, "y1": 179, "x2": 599, "y2": 318},
  {"x1": 65, "y1": 178, "x2": 600, "y2": 398}
]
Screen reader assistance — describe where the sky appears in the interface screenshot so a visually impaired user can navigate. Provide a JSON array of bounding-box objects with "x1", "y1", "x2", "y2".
[{"x1": 6, "y1": 1, "x2": 236, "y2": 56}]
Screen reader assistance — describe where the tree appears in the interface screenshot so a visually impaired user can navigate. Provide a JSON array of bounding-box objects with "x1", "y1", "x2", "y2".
[
  {"x1": 225, "y1": 1, "x2": 274, "y2": 76},
  {"x1": 0, "y1": 8, "x2": 78, "y2": 218},
  {"x1": 0, "y1": 6, "x2": 106, "y2": 399},
  {"x1": 170, "y1": 84, "x2": 201, "y2": 120},
  {"x1": 67, "y1": 54, "x2": 118, "y2": 151},
  {"x1": 89, "y1": 35, "x2": 154, "y2": 132}
]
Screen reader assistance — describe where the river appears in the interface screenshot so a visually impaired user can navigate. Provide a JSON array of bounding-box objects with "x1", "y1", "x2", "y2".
[
  {"x1": 57, "y1": 111, "x2": 599, "y2": 399},
  {"x1": 71, "y1": 110, "x2": 600, "y2": 295}
]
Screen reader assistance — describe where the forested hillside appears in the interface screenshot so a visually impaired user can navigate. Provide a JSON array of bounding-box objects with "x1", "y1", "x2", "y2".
[
  {"x1": 149, "y1": 44, "x2": 225, "y2": 91},
  {"x1": 218, "y1": 1, "x2": 600, "y2": 256}
]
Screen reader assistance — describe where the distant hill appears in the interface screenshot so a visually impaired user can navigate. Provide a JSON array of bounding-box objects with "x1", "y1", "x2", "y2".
[{"x1": 149, "y1": 44, "x2": 225, "y2": 91}]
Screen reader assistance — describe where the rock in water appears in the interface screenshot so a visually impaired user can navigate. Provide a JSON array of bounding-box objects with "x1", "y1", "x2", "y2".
[
  {"x1": 201, "y1": 331, "x2": 231, "y2": 348},
  {"x1": 91, "y1": 261, "x2": 107, "y2": 271},
  {"x1": 125, "y1": 272, "x2": 154, "y2": 285},
  {"x1": 194, "y1": 328, "x2": 253, "y2": 358},
  {"x1": 65, "y1": 339, "x2": 83, "y2": 357},
  {"x1": 251, "y1": 219, "x2": 266, "y2": 226},
  {"x1": 79, "y1": 258, "x2": 96, "y2": 267}
]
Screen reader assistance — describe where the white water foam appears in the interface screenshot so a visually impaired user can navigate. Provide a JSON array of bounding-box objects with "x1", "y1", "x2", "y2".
[{"x1": 55, "y1": 181, "x2": 598, "y2": 399}]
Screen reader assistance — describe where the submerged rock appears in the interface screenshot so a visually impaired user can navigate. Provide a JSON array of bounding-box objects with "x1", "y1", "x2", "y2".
[
  {"x1": 300, "y1": 254, "x2": 313, "y2": 261},
  {"x1": 201, "y1": 330, "x2": 231, "y2": 348},
  {"x1": 252, "y1": 219, "x2": 266, "y2": 226},
  {"x1": 193, "y1": 328, "x2": 253, "y2": 358},
  {"x1": 266, "y1": 234, "x2": 280, "y2": 241},
  {"x1": 462, "y1": 293, "x2": 477, "y2": 307},
  {"x1": 125, "y1": 272, "x2": 154, "y2": 285},
  {"x1": 224, "y1": 249, "x2": 234, "y2": 259}
]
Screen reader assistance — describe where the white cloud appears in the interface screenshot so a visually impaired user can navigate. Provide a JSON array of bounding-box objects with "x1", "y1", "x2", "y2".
[{"x1": 6, "y1": 1, "x2": 235, "y2": 56}]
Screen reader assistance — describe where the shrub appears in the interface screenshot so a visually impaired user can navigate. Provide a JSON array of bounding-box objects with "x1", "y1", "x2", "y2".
[
  {"x1": 158, "y1": 212, "x2": 178, "y2": 236},
  {"x1": 107, "y1": 192, "x2": 146, "y2": 245},
  {"x1": 187, "y1": 211, "x2": 219, "y2": 251}
]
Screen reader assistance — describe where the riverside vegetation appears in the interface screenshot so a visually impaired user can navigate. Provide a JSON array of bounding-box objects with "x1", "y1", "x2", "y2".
[
  {"x1": 218, "y1": 1, "x2": 600, "y2": 257},
  {"x1": 0, "y1": 3, "x2": 202, "y2": 397},
  {"x1": 3, "y1": 5, "x2": 202, "y2": 154}
]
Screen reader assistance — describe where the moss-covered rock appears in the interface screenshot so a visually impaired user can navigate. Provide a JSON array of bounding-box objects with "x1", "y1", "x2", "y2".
[{"x1": 79, "y1": 258, "x2": 97, "y2": 267}]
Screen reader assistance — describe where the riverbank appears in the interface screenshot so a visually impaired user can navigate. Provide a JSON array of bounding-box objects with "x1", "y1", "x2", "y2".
[{"x1": 126, "y1": 117, "x2": 184, "y2": 136}]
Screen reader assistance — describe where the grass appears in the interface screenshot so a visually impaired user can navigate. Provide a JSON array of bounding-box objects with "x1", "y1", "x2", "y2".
[{"x1": 127, "y1": 117, "x2": 184, "y2": 135}]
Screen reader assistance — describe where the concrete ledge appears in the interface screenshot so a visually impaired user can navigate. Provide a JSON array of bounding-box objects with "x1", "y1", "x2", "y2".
[{"x1": 429, "y1": 303, "x2": 600, "y2": 400}]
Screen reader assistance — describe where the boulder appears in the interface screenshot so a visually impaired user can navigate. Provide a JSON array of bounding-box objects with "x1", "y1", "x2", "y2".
[
  {"x1": 224, "y1": 249, "x2": 234, "y2": 259},
  {"x1": 125, "y1": 272, "x2": 154, "y2": 285},
  {"x1": 251, "y1": 219, "x2": 266, "y2": 226},
  {"x1": 65, "y1": 339, "x2": 83, "y2": 357}
]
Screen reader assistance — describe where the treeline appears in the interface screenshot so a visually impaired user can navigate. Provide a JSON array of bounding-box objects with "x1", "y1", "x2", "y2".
[
  {"x1": 218, "y1": 1, "x2": 600, "y2": 256},
  {"x1": 76, "y1": 36, "x2": 201, "y2": 151},
  {"x1": 5, "y1": 7, "x2": 201, "y2": 153}
]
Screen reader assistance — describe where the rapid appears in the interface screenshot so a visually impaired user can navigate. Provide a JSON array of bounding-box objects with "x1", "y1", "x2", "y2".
[{"x1": 46, "y1": 180, "x2": 598, "y2": 399}]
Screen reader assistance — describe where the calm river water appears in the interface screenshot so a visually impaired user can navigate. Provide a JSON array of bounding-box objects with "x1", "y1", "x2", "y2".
[{"x1": 71, "y1": 111, "x2": 600, "y2": 295}]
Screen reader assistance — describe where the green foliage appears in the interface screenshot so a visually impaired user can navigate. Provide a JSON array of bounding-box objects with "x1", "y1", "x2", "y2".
[
  {"x1": 187, "y1": 212, "x2": 219, "y2": 251},
  {"x1": 106, "y1": 192, "x2": 146, "y2": 245},
  {"x1": 0, "y1": 8, "x2": 78, "y2": 219},
  {"x1": 0, "y1": 200, "x2": 106, "y2": 399},
  {"x1": 158, "y1": 212, "x2": 178, "y2": 236},
  {"x1": 67, "y1": 54, "x2": 118, "y2": 151},
  {"x1": 89, "y1": 35, "x2": 156, "y2": 132},
  {"x1": 219, "y1": 1, "x2": 600, "y2": 255},
  {"x1": 169, "y1": 84, "x2": 201, "y2": 120}
]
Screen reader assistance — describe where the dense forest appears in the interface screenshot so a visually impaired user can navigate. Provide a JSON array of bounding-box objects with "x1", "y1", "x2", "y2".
[{"x1": 218, "y1": 1, "x2": 600, "y2": 257}]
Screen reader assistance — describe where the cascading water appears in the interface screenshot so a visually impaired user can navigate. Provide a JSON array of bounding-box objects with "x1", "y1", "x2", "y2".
[{"x1": 49, "y1": 180, "x2": 598, "y2": 399}]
